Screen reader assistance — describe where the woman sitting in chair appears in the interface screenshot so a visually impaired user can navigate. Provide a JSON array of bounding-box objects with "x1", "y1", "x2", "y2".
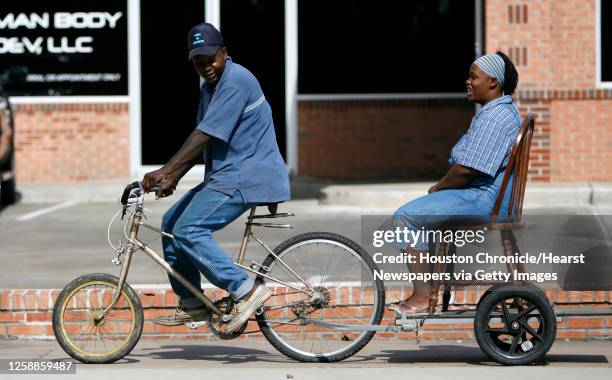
[{"x1": 392, "y1": 51, "x2": 520, "y2": 313}]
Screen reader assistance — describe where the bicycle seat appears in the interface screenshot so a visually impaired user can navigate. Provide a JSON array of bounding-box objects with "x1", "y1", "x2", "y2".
[{"x1": 257, "y1": 202, "x2": 278, "y2": 215}]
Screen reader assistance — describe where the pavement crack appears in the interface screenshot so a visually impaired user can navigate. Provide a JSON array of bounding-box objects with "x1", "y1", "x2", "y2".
[{"x1": 35, "y1": 349, "x2": 54, "y2": 360}]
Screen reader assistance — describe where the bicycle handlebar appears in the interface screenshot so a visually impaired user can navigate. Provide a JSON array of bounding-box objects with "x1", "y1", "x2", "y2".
[
  {"x1": 120, "y1": 181, "x2": 161, "y2": 206},
  {"x1": 120, "y1": 181, "x2": 141, "y2": 206}
]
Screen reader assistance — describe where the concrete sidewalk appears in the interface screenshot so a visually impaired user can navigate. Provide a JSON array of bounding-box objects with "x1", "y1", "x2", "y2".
[
  {"x1": 11, "y1": 178, "x2": 612, "y2": 209},
  {"x1": 0, "y1": 338, "x2": 611, "y2": 368},
  {"x1": 0, "y1": 339, "x2": 611, "y2": 379}
]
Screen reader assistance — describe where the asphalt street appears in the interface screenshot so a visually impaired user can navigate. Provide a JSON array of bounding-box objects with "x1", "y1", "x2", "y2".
[
  {"x1": 0, "y1": 199, "x2": 375, "y2": 289},
  {"x1": 0, "y1": 197, "x2": 610, "y2": 289}
]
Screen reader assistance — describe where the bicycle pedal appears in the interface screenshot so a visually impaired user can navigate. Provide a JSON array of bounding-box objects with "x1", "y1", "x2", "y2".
[
  {"x1": 393, "y1": 313, "x2": 424, "y2": 332},
  {"x1": 396, "y1": 320, "x2": 418, "y2": 332},
  {"x1": 387, "y1": 306, "x2": 427, "y2": 331},
  {"x1": 186, "y1": 321, "x2": 208, "y2": 329}
]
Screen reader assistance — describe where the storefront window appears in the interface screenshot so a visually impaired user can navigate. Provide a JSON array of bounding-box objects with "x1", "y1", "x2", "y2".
[
  {"x1": 140, "y1": 0, "x2": 204, "y2": 164},
  {"x1": 297, "y1": 0, "x2": 476, "y2": 94},
  {"x1": 221, "y1": 0, "x2": 286, "y2": 157}
]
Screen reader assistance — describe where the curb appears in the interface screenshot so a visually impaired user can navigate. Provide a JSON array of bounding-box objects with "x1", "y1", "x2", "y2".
[
  {"x1": 321, "y1": 182, "x2": 612, "y2": 209},
  {"x1": 15, "y1": 179, "x2": 194, "y2": 204},
  {"x1": 13, "y1": 179, "x2": 612, "y2": 209}
]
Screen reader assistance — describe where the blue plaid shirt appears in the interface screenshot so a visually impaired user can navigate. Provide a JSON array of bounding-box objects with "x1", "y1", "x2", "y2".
[{"x1": 449, "y1": 95, "x2": 521, "y2": 180}]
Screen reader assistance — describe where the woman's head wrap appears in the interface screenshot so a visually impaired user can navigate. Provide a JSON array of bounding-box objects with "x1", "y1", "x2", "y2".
[{"x1": 474, "y1": 53, "x2": 506, "y2": 88}]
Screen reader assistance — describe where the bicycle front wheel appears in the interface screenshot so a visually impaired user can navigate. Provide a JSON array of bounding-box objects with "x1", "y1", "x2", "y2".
[
  {"x1": 256, "y1": 232, "x2": 384, "y2": 362},
  {"x1": 52, "y1": 273, "x2": 144, "y2": 364}
]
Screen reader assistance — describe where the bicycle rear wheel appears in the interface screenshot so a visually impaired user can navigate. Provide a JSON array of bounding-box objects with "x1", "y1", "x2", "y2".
[
  {"x1": 256, "y1": 232, "x2": 384, "y2": 362},
  {"x1": 52, "y1": 273, "x2": 144, "y2": 364}
]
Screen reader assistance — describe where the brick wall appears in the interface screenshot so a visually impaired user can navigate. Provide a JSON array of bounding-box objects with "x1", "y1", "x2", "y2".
[
  {"x1": 551, "y1": 100, "x2": 612, "y2": 181},
  {"x1": 515, "y1": 90, "x2": 612, "y2": 182},
  {"x1": 486, "y1": 0, "x2": 597, "y2": 90},
  {"x1": 13, "y1": 103, "x2": 130, "y2": 182},
  {"x1": 516, "y1": 95, "x2": 552, "y2": 181},
  {"x1": 1, "y1": 285, "x2": 610, "y2": 341},
  {"x1": 487, "y1": 0, "x2": 611, "y2": 182},
  {"x1": 298, "y1": 99, "x2": 474, "y2": 180}
]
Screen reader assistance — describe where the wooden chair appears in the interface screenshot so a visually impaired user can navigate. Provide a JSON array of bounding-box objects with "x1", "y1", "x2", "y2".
[{"x1": 427, "y1": 113, "x2": 537, "y2": 313}]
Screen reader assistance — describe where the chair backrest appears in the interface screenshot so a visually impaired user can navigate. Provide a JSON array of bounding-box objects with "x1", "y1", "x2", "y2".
[{"x1": 491, "y1": 113, "x2": 536, "y2": 223}]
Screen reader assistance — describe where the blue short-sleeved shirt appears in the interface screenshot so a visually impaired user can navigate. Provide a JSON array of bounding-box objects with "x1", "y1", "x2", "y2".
[
  {"x1": 449, "y1": 95, "x2": 521, "y2": 188},
  {"x1": 196, "y1": 57, "x2": 290, "y2": 203}
]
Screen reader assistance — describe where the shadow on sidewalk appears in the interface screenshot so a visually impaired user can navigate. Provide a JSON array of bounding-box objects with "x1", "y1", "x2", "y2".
[
  {"x1": 119, "y1": 343, "x2": 611, "y2": 366},
  {"x1": 372, "y1": 344, "x2": 609, "y2": 365},
  {"x1": 132, "y1": 344, "x2": 293, "y2": 364}
]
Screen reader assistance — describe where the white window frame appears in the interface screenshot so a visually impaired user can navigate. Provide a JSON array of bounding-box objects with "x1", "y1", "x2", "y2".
[
  {"x1": 286, "y1": 0, "x2": 298, "y2": 175},
  {"x1": 597, "y1": 0, "x2": 612, "y2": 88}
]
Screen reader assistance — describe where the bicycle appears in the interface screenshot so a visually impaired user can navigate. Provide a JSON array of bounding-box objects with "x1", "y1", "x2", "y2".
[
  {"x1": 52, "y1": 181, "x2": 562, "y2": 365},
  {"x1": 52, "y1": 181, "x2": 386, "y2": 363}
]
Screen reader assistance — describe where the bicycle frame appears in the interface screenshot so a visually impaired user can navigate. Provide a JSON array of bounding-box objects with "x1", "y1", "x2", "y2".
[{"x1": 103, "y1": 201, "x2": 315, "y2": 318}]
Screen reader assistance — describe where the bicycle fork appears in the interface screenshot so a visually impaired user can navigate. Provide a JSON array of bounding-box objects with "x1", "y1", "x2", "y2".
[{"x1": 102, "y1": 209, "x2": 140, "y2": 316}]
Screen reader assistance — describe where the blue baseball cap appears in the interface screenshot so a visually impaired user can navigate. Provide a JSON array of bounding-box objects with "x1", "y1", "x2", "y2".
[{"x1": 187, "y1": 22, "x2": 224, "y2": 59}]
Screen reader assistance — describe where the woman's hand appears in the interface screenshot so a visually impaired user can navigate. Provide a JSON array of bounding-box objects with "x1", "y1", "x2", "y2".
[{"x1": 429, "y1": 165, "x2": 481, "y2": 193}]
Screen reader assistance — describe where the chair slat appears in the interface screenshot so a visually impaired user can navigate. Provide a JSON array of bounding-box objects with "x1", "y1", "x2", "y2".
[{"x1": 491, "y1": 114, "x2": 536, "y2": 224}]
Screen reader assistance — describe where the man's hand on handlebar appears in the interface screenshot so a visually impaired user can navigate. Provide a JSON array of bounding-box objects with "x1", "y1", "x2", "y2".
[{"x1": 142, "y1": 167, "x2": 177, "y2": 200}]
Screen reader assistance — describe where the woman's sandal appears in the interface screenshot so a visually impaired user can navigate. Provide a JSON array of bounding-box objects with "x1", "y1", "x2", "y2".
[
  {"x1": 444, "y1": 304, "x2": 472, "y2": 311},
  {"x1": 387, "y1": 301, "x2": 431, "y2": 315}
]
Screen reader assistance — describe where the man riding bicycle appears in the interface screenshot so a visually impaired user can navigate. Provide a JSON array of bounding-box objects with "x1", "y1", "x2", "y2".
[{"x1": 142, "y1": 22, "x2": 290, "y2": 333}]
